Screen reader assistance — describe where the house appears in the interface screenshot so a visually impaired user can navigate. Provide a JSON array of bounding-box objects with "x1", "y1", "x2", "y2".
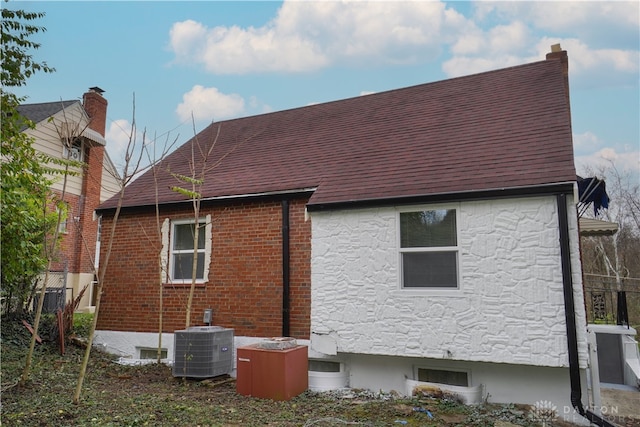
[
  {"x1": 95, "y1": 46, "x2": 603, "y2": 424},
  {"x1": 17, "y1": 88, "x2": 119, "y2": 312}
]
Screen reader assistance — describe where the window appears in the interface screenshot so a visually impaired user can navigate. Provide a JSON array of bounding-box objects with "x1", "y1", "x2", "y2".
[
  {"x1": 417, "y1": 368, "x2": 469, "y2": 387},
  {"x1": 308, "y1": 360, "x2": 342, "y2": 373},
  {"x1": 161, "y1": 215, "x2": 212, "y2": 285},
  {"x1": 56, "y1": 205, "x2": 68, "y2": 234},
  {"x1": 138, "y1": 348, "x2": 167, "y2": 360},
  {"x1": 169, "y1": 219, "x2": 207, "y2": 282},
  {"x1": 400, "y1": 209, "x2": 458, "y2": 288}
]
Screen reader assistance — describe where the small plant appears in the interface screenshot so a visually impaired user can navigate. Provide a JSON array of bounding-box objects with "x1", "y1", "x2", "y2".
[{"x1": 73, "y1": 313, "x2": 94, "y2": 338}]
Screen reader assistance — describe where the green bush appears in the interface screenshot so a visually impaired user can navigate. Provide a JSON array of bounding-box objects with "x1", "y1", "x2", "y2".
[{"x1": 73, "y1": 313, "x2": 93, "y2": 337}]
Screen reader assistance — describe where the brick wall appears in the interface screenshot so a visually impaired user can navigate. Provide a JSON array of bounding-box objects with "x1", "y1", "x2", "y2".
[
  {"x1": 97, "y1": 198, "x2": 311, "y2": 339},
  {"x1": 76, "y1": 143, "x2": 104, "y2": 273},
  {"x1": 49, "y1": 190, "x2": 80, "y2": 272}
]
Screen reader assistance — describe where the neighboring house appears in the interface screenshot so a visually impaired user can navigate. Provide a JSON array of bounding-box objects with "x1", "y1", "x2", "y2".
[
  {"x1": 18, "y1": 88, "x2": 119, "y2": 312},
  {"x1": 96, "y1": 47, "x2": 603, "y2": 424}
]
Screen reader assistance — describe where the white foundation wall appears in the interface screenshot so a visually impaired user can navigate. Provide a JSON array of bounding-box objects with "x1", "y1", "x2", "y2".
[
  {"x1": 310, "y1": 195, "x2": 588, "y2": 368},
  {"x1": 92, "y1": 330, "x2": 590, "y2": 425},
  {"x1": 93, "y1": 330, "x2": 305, "y2": 372},
  {"x1": 344, "y1": 353, "x2": 590, "y2": 425}
]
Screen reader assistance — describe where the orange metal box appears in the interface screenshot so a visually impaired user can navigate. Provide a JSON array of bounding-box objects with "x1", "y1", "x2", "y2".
[{"x1": 236, "y1": 344, "x2": 308, "y2": 400}]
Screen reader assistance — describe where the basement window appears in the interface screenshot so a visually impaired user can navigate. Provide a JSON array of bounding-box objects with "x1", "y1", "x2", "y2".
[
  {"x1": 417, "y1": 368, "x2": 469, "y2": 387},
  {"x1": 138, "y1": 348, "x2": 167, "y2": 360},
  {"x1": 309, "y1": 360, "x2": 342, "y2": 373}
]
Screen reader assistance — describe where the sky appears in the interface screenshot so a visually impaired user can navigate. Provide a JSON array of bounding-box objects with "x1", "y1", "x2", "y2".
[{"x1": 9, "y1": 0, "x2": 640, "y2": 179}]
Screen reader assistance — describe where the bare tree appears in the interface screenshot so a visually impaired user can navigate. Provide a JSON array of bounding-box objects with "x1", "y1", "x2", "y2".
[
  {"x1": 142, "y1": 131, "x2": 179, "y2": 362},
  {"x1": 579, "y1": 161, "x2": 640, "y2": 327},
  {"x1": 169, "y1": 119, "x2": 221, "y2": 328},
  {"x1": 579, "y1": 161, "x2": 640, "y2": 281},
  {"x1": 168, "y1": 117, "x2": 258, "y2": 328},
  {"x1": 73, "y1": 97, "x2": 168, "y2": 403}
]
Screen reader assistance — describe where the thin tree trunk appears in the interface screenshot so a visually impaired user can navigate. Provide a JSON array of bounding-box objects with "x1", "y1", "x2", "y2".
[
  {"x1": 21, "y1": 262, "x2": 51, "y2": 383},
  {"x1": 185, "y1": 203, "x2": 200, "y2": 328},
  {"x1": 73, "y1": 196, "x2": 124, "y2": 404},
  {"x1": 157, "y1": 255, "x2": 164, "y2": 362}
]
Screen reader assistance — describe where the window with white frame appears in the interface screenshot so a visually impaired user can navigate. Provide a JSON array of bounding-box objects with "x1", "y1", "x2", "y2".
[
  {"x1": 168, "y1": 218, "x2": 210, "y2": 283},
  {"x1": 56, "y1": 204, "x2": 68, "y2": 234},
  {"x1": 399, "y1": 208, "x2": 459, "y2": 288}
]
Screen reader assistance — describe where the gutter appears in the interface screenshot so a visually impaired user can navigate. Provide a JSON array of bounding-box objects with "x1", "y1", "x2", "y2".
[
  {"x1": 96, "y1": 188, "x2": 316, "y2": 215},
  {"x1": 557, "y1": 193, "x2": 617, "y2": 427},
  {"x1": 282, "y1": 199, "x2": 290, "y2": 337},
  {"x1": 307, "y1": 182, "x2": 576, "y2": 212}
]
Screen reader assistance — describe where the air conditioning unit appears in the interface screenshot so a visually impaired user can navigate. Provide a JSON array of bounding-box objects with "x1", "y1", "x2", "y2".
[
  {"x1": 62, "y1": 145, "x2": 82, "y2": 161},
  {"x1": 33, "y1": 288, "x2": 65, "y2": 314},
  {"x1": 172, "y1": 326, "x2": 234, "y2": 378},
  {"x1": 68, "y1": 147, "x2": 81, "y2": 161}
]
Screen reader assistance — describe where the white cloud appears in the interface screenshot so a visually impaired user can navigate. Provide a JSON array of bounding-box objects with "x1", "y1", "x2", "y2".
[
  {"x1": 168, "y1": 1, "x2": 468, "y2": 74},
  {"x1": 176, "y1": 85, "x2": 245, "y2": 122},
  {"x1": 575, "y1": 147, "x2": 640, "y2": 176},
  {"x1": 105, "y1": 119, "x2": 135, "y2": 163},
  {"x1": 534, "y1": 37, "x2": 639, "y2": 75},
  {"x1": 444, "y1": 33, "x2": 638, "y2": 81},
  {"x1": 573, "y1": 131, "x2": 602, "y2": 154},
  {"x1": 442, "y1": 54, "x2": 526, "y2": 78},
  {"x1": 445, "y1": 2, "x2": 639, "y2": 82},
  {"x1": 451, "y1": 21, "x2": 531, "y2": 57},
  {"x1": 169, "y1": 19, "x2": 208, "y2": 64},
  {"x1": 474, "y1": 2, "x2": 639, "y2": 42}
]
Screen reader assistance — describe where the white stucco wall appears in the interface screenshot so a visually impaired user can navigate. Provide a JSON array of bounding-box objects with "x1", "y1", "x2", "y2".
[{"x1": 310, "y1": 195, "x2": 588, "y2": 368}]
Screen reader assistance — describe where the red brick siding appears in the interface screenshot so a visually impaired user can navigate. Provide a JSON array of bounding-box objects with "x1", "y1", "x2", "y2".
[
  {"x1": 49, "y1": 191, "x2": 81, "y2": 272},
  {"x1": 82, "y1": 91, "x2": 108, "y2": 137},
  {"x1": 97, "y1": 198, "x2": 311, "y2": 339},
  {"x1": 76, "y1": 144, "x2": 104, "y2": 273}
]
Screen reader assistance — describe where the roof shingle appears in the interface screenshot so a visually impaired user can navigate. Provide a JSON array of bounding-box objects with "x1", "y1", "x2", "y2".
[
  {"x1": 100, "y1": 56, "x2": 576, "y2": 211},
  {"x1": 17, "y1": 100, "x2": 78, "y2": 129}
]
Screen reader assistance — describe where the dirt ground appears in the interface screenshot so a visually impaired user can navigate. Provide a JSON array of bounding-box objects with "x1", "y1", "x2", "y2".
[
  {"x1": 2, "y1": 316, "x2": 635, "y2": 427},
  {"x1": 600, "y1": 387, "x2": 640, "y2": 426}
]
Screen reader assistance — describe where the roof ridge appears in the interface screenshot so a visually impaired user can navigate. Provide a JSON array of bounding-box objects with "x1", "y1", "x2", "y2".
[
  {"x1": 209, "y1": 58, "x2": 553, "y2": 127},
  {"x1": 19, "y1": 99, "x2": 79, "y2": 107}
]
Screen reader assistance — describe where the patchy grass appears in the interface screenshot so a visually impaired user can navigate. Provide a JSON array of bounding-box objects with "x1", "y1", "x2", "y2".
[{"x1": 2, "y1": 315, "x2": 581, "y2": 427}]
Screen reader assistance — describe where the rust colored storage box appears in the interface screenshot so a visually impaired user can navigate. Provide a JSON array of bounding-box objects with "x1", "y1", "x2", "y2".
[{"x1": 236, "y1": 343, "x2": 308, "y2": 400}]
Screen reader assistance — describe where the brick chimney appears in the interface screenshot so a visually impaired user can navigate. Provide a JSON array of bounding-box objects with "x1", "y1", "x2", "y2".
[
  {"x1": 546, "y1": 44, "x2": 570, "y2": 110},
  {"x1": 82, "y1": 87, "x2": 108, "y2": 137},
  {"x1": 77, "y1": 87, "x2": 107, "y2": 274}
]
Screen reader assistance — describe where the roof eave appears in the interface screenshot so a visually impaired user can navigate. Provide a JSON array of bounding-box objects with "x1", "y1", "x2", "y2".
[
  {"x1": 96, "y1": 187, "x2": 317, "y2": 214},
  {"x1": 306, "y1": 182, "x2": 577, "y2": 212}
]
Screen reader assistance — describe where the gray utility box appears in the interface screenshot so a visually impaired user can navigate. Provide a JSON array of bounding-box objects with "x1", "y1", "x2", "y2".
[{"x1": 172, "y1": 326, "x2": 234, "y2": 378}]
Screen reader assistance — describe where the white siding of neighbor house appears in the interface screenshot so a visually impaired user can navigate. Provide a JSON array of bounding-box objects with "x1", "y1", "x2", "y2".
[
  {"x1": 100, "y1": 152, "x2": 121, "y2": 203},
  {"x1": 310, "y1": 195, "x2": 588, "y2": 369},
  {"x1": 25, "y1": 102, "x2": 88, "y2": 196}
]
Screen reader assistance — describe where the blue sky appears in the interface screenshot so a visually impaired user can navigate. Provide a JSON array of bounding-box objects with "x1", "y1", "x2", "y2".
[{"x1": 9, "y1": 1, "x2": 640, "y2": 177}]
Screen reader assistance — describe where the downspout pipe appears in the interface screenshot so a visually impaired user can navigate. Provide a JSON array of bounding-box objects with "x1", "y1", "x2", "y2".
[
  {"x1": 282, "y1": 200, "x2": 290, "y2": 337},
  {"x1": 557, "y1": 193, "x2": 617, "y2": 427}
]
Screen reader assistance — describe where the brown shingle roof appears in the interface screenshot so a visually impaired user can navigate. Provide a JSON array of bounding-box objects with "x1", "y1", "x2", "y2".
[{"x1": 100, "y1": 56, "x2": 576, "y2": 211}]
